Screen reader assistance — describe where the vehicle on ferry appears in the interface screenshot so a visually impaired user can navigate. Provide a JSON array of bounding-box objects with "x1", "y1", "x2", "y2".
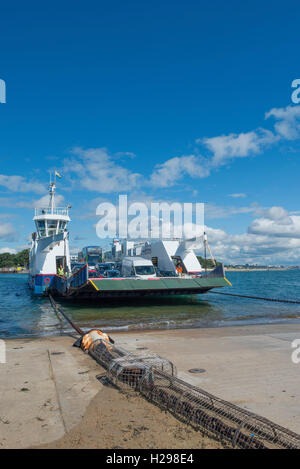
[
  {"x1": 81, "y1": 246, "x2": 103, "y2": 266},
  {"x1": 104, "y1": 269, "x2": 121, "y2": 278},
  {"x1": 121, "y1": 256, "x2": 156, "y2": 279},
  {"x1": 88, "y1": 269, "x2": 103, "y2": 279},
  {"x1": 96, "y1": 262, "x2": 116, "y2": 274}
]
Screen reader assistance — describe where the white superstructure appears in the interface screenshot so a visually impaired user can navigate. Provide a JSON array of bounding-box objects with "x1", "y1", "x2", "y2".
[
  {"x1": 29, "y1": 178, "x2": 71, "y2": 294},
  {"x1": 141, "y1": 239, "x2": 203, "y2": 275}
]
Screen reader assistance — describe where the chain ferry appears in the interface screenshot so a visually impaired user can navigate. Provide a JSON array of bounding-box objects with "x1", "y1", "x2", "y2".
[{"x1": 29, "y1": 179, "x2": 230, "y2": 299}]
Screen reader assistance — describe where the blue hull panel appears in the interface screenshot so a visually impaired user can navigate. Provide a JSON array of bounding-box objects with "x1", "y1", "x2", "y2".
[{"x1": 29, "y1": 274, "x2": 55, "y2": 295}]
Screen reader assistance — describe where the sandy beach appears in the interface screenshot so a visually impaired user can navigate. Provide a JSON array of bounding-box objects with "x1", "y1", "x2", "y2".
[{"x1": 1, "y1": 323, "x2": 300, "y2": 448}]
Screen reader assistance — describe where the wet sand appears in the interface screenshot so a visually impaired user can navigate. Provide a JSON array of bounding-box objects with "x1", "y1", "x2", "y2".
[{"x1": 41, "y1": 378, "x2": 222, "y2": 449}]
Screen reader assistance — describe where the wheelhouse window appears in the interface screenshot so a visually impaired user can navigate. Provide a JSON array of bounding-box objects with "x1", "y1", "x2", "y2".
[
  {"x1": 37, "y1": 220, "x2": 46, "y2": 237},
  {"x1": 58, "y1": 221, "x2": 66, "y2": 233},
  {"x1": 47, "y1": 219, "x2": 58, "y2": 236}
]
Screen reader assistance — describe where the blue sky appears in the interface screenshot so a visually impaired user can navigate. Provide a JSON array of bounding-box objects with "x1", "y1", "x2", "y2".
[{"x1": 1, "y1": 0, "x2": 300, "y2": 263}]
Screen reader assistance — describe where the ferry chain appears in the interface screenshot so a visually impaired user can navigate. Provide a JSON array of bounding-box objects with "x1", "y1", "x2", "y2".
[
  {"x1": 48, "y1": 293, "x2": 115, "y2": 343},
  {"x1": 208, "y1": 291, "x2": 300, "y2": 304},
  {"x1": 48, "y1": 293, "x2": 84, "y2": 336}
]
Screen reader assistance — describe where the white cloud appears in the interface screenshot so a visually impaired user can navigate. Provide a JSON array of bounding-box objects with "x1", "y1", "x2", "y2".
[
  {"x1": 15, "y1": 194, "x2": 65, "y2": 209},
  {"x1": 0, "y1": 198, "x2": 15, "y2": 207},
  {"x1": 248, "y1": 206, "x2": 300, "y2": 239},
  {"x1": 265, "y1": 105, "x2": 300, "y2": 140},
  {"x1": 150, "y1": 103, "x2": 300, "y2": 188},
  {"x1": 205, "y1": 203, "x2": 256, "y2": 220},
  {"x1": 16, "y1": 244, "x2": 30, "y2": 251},
  {"x1": 63, "y1": 147, "x2": 141, "y2": 193},
  {"x1": 35, "y1": 194, "x2": 65, "y2": 208},
  {"x1": 200, "y1": 206, "x2": 300, "y2": 264},
  {"x1": 175, "y1": 223, "x2": 295, "y2": 264},
  {"x1": 252, "y1": 206, "x2": 289, "y2": 221},
  {"x1": 0, "y1": 175, "x2": 45, "y2": 194},
  {"x1": 150, "y1": 154, "x2": 209, "y2": 188},
  {"x1": 228, "y1": 193, "x2": 246, "y2": 198},
  {"x1": 202, "y1": 129, "x2": 278, "y2": 167},
  {"x1": 203, "y1": 225, "x2": 300, "y2": 264},
  {"x1": 0, "y1": 222, "x2": 18, "y2": 241},
  {"x1": 70, "y1": 245, "x2": 80, "y2": 255},
  {"x1": 179, "y1": 204, "x2": 300, "y2": 264},
  {"x1": 0, "y1": 247, "x2": 17, "y2": 254},
  {"x1": 73, "y1": 235, "x2": 87, "y2": 241},
  {"x1": 248, "y1": 217, "x2": 300, "y2": 238},
  {"x1": 150, "y1": 128, "x2": 278, "y2": 187},
  {"x1": 0, "y1": 213, "x2": 15, "y2": 218}
]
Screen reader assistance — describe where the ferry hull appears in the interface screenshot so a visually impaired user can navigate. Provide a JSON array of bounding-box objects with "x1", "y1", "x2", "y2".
[
  {"x1": 49, "y1": 264, "x2": 229, "y2": 301},
  {"x1": 29, "y1": 273, "x2": 56, "y2": 295}
]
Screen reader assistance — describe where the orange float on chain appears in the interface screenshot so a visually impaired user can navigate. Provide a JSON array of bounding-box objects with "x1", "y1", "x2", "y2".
[{"x1": 81, "y1": 329, "x2": 113, "y2": 352}]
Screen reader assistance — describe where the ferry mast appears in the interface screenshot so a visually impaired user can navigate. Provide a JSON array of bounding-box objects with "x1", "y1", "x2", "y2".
[{"x1": 49, "y1": 181, "x2": 56, "y2": 214}]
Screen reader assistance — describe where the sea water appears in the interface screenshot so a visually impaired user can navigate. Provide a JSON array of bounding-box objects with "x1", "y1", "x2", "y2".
[{"x1": 0, "y1": 270, "x2": 300, "y2": 338}]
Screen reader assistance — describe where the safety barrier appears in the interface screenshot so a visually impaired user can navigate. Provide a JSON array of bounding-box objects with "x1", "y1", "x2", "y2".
[
  {"x1": 68, "y1": 264, "x2": 88, "y2": 289},
  {"x1": 52, "y1": 274, "x2": 67, "y2": 294}
]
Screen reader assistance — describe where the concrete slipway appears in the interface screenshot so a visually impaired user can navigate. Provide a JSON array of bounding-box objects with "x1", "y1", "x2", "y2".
[{"x1": 1, "y1": 323, "x2": 300, "y2": 448}]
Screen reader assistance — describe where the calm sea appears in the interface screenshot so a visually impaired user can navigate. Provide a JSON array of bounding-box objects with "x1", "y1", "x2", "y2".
[{"x1": 1, "y1": 270, "x2": 300, "y2": 338}]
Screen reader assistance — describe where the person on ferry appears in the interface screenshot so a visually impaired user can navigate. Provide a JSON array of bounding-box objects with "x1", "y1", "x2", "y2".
[
  {"x1": 57, "y1": 265, "x2": 64, "y2": 276},
  {"x1": 176, "y1": 262, "x2": 183, "y2": 276}
]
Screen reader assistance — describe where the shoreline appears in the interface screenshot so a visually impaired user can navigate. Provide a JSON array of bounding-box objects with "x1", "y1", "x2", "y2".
[
  {"x1": 3, "y1": 319, "x2": 300, "y2": 337},
  {"x1": 3, "y1": 315, "x2": 300, "y2": 341},
  {"x1": 225, "y1": 268, "x2": 300, "y2": 271}
]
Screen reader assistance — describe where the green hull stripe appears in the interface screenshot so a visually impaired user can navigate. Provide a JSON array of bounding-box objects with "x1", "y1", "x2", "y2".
[{"x1": 91, "y1": 277, "x2": 227, "y2": 292}]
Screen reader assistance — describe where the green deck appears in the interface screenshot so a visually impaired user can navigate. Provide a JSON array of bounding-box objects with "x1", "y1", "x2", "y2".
[{"x1": 90, "y1": 276, "x2": 228, "y2": 292}]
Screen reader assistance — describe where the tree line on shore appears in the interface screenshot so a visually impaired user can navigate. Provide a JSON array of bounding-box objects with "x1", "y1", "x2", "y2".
[
  {"x1": 197, "y1": 256, "x2": 221, "y2": 269},
  {"x1": 0, "y1": 249, "x2": 29, "y2": 268}
]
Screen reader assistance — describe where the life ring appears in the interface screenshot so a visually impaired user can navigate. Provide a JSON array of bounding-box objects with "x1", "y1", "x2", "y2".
[{"x1": 44, "y1": 277, "x2": 51, "y2": 285}]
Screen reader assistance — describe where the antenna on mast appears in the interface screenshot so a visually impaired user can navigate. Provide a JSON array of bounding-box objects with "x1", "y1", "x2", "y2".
[{"x1": 48, "y1": 171, "x2": 56, "y2": 214}]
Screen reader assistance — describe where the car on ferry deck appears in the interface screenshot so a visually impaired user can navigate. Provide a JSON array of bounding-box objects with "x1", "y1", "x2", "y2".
[
  {"x1": 104, "y1": 269, "x2": 121, "y2": 278},
  {"x1": 121, "y1": 257, "x2": 156, "y2": 279},
  {"x1": 88, "y1": 269, "x2": 103, "y2": 278}
]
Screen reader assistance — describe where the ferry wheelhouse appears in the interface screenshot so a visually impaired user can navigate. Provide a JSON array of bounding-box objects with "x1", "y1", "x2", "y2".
[{"x1": 29, "y1": 180, "x2": 71, "y2": 294}]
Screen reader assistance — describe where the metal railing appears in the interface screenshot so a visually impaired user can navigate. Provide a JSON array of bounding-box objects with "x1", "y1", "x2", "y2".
[
  {"x1": 68, "y1": 264, "x2": 88, "y2": 289},
  {"x1": 34, "y1": 207, "x2": 70, "y2": 216}
]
